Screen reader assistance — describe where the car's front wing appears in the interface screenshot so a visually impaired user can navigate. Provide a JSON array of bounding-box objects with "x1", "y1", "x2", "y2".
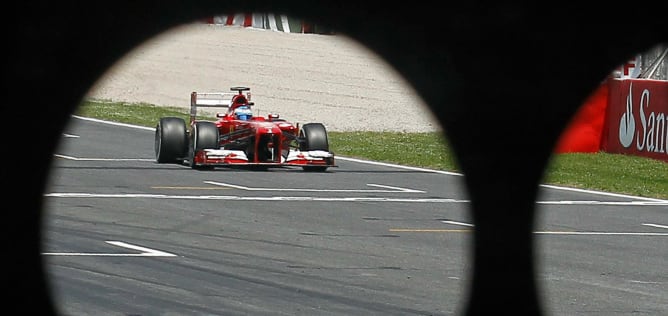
[{"x1": 191, "y1": 149, "x2": 337, "y2": 168}]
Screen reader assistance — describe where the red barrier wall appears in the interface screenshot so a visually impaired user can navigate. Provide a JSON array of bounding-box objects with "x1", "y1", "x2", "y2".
[
  {"x1": 554, "y1": 81, "x2": 608, "y2": 153},
  {"x1": 601, "y1": 79, "x2": 668, "y2": 162}
]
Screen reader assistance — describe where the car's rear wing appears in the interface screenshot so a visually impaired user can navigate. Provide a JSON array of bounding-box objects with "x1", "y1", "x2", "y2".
[{"x1": 189, "y1": 87, "x2": 252, "y2": 124}]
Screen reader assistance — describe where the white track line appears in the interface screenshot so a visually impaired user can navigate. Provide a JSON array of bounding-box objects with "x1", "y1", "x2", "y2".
[
  {"x1": 642, "y1": 223, "x2": 668, "y2": 229},
  {"x1": 68, "y1": 115, "x2": 668, "y2": 203},
  {"x1": 54, "y1": 154, "x2": 154, "y2": 162},
  {"x1": 42, "y1": 241, "x2": 176, "y2": 257},
  {"x1": 441, "y1": 220, "x2": 474, "y2": 227},
  {"x1": 204, "y1": 181, "x2": 424, "y2": 193},
  {"x1": 42, "y1": 193, "x2": 668, "y2": 205}
]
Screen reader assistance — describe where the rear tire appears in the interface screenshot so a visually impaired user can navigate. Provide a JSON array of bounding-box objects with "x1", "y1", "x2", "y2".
[
  {"x1": 188, "y1": 121, "x2": 219, "y2": 170},
  {"x1": 155, "y1": 117, "x2": 187, "y2": 163},
  {"x1": 299, "y1": 123, "x2": 330, "y2": 172}
]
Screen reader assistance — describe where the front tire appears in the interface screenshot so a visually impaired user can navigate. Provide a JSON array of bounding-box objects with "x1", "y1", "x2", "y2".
[
  {"x1": 188, "y1": 121, "x2": 219, "y2": 170},
  {"x1": 299, "y1": 123, "x2": 330, "y2": 172},
  {"x1": 299, "y1": 123, "x2": 329, "y2": 151},
  {"x1": 155, "y1": 117, "x2": 187, "y2": 163}
]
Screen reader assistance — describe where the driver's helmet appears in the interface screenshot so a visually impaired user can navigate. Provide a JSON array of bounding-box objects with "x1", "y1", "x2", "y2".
[{"x1": 234, "y1": 106, "x2": 253, "y2": 121}]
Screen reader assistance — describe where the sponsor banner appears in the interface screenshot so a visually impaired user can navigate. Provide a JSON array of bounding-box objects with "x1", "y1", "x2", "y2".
[
  {"x1": 211, "y1": 13, "x2": 252, "y2": 27},
  {"x1": 207, "y1": 13, "x2": 328, "y2": 34},
  {"x1": 601, "y1": 79, "x2": 668, "y2": 162}
]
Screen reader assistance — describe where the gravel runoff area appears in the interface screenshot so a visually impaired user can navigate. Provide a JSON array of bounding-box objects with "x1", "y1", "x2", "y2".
[{"x1": 85, "y1": 23, "x2": 442, "y2": 133}]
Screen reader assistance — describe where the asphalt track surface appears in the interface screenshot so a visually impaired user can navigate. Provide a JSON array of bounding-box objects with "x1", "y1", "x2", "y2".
[{"x1": 42, "y1": 116, "x2": 668, "y2": 315}]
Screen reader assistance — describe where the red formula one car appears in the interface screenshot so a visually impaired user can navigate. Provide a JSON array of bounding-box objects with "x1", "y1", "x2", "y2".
[{"x1": 154, "y1": 87, "x2": 336, "y2": 171}]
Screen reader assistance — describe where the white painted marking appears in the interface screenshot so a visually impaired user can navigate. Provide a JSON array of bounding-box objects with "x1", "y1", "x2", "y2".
[
  {"x1": 392, "y1": 229, "x2": 668, "y2": 236},
  {"x1": 629, "y1": 280, "x2": 662, "y2": 284},
  {"x1": 534, "y1": 231, "x2": 668, "y2": 236},
  {"x1": 642, "y1": 223, "x2": 668, "y2": 229},
  {"x1": 44, "y1": 192, "x2": 464, "y2": 203},
  {"x1": 437, "y1": 221, "x2": 668, "y2": 235},
  {"x1": 43, "y1": 192, "x2": 668, "y2": 205},
  {"x1": 69, "y1": 115, "x2": 668, "y2": 202},
  {"x1": 71, "y1": 115, "x2": 154, "y2": 131},
  {"x1": 62, "y1": 133, "x2": 79, "y2": 138},
  {"x1": 335, "y1": 156, "x2": 463, "y2": 176},
  {"x1": 539, "y1": 184, "x2": 666, "y2": 202},
  {"x1": 336, "y1": 156, "x2": 668, "y2": 202},
  {"x1": 366, "y1": 184, "x2": 424, "y2": 192},
  {"x1": 204, "y1": 181, "x2": 424, "y2": 193},
  {"x1": 536, "y1": 200, "x2": 668, "y2": 206},
  {"x1": 441, "y1": 220, "x2": 474, "y2": 227},
  {"x1": 42, "y1": 241, "x2": 177, "y2": 257},
  {"x1": 54, "y1": 154, "x2": 154, "y2": 162},
  {"x1": 105, "y1": 241, "x2": 177, "y2": 256}
]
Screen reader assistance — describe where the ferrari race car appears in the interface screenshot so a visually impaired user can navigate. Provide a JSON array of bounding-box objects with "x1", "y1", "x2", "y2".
[{"x1": 154, "y1": 87, "x2": 336, "y2": 171}]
